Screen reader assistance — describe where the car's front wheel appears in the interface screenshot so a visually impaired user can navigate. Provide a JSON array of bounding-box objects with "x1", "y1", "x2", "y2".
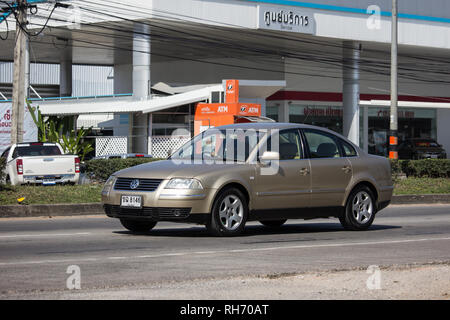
[
  {"x1": 340, "y1": 186, "x2": 376, "y2": 231},
  {"x1": 207, "y1": 188, "x2": 248, "y2": 236},
  {"x1": 120, "y1": 219, "x2": 157, "y2": 232}
]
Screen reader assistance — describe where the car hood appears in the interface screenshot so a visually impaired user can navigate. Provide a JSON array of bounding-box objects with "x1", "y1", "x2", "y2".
[{"x1": 113, "y1": 159, "x2": 245, "y2": 180}]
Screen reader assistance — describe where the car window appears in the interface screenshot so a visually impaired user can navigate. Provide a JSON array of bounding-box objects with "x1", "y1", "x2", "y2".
[
  {"x1": 303, "y1": 129, "x2": 340, "y2": 159},
  {"x1": 266, "y1": 129, "x2": 303, "y2": 160},
  {"x1": 340, "y1": 139, "x2": 357, "y2": 157},
  {"x1": 13, "y1": 145, "x2": 62, "y2": 157}
]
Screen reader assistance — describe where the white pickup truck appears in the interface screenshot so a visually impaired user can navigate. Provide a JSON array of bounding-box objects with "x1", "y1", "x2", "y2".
[{"x1": 1, "y1": 142, "x2": 80, "y2": 186}]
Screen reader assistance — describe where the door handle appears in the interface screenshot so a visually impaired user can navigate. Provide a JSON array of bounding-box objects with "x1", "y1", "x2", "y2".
[
  {"x1": 341, "y1": 166, "x2": 352, "y2": 173},
  {"x1": 299, "y1": 168, "x2": 310, "y2": 175}
]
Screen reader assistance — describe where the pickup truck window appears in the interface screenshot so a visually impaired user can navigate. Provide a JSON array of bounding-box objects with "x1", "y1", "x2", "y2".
[{"x1": 12, "y1": 145, "x2": 62, "y2": 158}]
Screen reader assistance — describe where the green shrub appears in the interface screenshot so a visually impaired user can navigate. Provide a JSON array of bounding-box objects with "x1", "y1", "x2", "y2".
[
  {"x1": 389, "y1": 159, "x2": 402, "y2": 177},
  {"x1": 84, "y1": 158, "x2": 163, "y2": 182},
  {"x1": 390, "y1": 159, "x2": 450, "y2": 178}
]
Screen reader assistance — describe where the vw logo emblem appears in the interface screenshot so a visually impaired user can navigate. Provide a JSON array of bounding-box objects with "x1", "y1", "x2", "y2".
[{"x1": 130, "y1": 179, "x2": 140, "y2": 190}]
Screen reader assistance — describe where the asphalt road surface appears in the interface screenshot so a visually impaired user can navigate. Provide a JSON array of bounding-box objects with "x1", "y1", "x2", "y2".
[{"x1": 0, "y1": 204, "x2": 449, "y2": 299}]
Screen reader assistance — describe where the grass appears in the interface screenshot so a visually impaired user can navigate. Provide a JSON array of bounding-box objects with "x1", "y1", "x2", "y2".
[
  {"x1": 0, "y1": 177, "x2": 449, "y2": 205},
  {"x1": 0, "y1": 184, "x2": 103, "y2": 205},
  {"x1": 393, "y1": 177, "x2": 450, "y2": 195}
]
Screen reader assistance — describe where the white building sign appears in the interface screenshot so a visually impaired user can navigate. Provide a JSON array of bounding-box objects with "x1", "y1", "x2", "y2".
[
  {"x1": 257, "y1": 4, "x2": 314, "y2": 34},
  {"x1": 0, "y1": 102, "x2": 38, "y2": 154}
]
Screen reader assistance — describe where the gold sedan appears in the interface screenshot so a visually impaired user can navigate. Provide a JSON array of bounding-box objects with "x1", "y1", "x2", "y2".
[{"x1": 102, "y1": 123, "x2": 393, "y2": 236}]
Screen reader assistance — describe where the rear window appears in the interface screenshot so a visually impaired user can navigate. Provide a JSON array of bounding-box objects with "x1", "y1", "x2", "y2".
[{"x1": 12, "y1": 145, "x2": 62, "y2": 158}]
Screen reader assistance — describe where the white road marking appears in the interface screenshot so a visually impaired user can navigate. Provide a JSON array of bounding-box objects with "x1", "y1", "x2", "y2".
[
  {"x1": 0, "y1": 236, "x2": 449, "y2": 267},
  {"x1": 0, "y1": 232, "x2": 91, "y2": 239}
]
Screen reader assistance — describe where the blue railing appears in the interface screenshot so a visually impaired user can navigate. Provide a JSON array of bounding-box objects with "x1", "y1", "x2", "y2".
[{"x1": 0, "y1": 93, "x2": 133, "y2": 103}]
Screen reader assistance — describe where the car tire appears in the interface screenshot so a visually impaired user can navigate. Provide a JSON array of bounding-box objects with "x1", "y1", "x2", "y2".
[
  {"x1": 340, "y1": 185, "x2": 376, "y2": 231},
  {"x1": 259, "y1": 220, "x2": 287, "y2": 227},
  {"x1": 206, "y1": 187, "x2": 248, "y2": 237},
  {"x1": 120, "y1": 219, "x2": 157, "y2": 232}
]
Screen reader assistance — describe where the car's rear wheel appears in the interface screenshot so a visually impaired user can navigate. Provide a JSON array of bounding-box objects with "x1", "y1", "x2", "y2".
[
  {"x1": 207, "y1": 188, "x2": 248, "y2": 236},
  {"x1": 340, "y1": 185, "x2": 376, "y2": 231},
  {"x1": 120, "y1": 219, "x2": 157, "y2": 232},
  {"x1": 259, "y1": 220, "x2": 287, "y2": 227}
]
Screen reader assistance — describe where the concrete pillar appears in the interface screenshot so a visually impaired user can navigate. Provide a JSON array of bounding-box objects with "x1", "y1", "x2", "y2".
[
  {"x1": 342, "y1": 41, "x2": 360, "y2": 146},
  {"x1": 278, "y1": 101, "x2": 290, "y2": 123},
  {"x1": 131, "y1": 24, "x2": 151, "y2": 153},
  {"x1": 113, "y1": 64, "x2": 132, "y2": 137},
  {"x1": 60, "y1": 58, "x2": 72, "y2": 97},
  {"x1": 133, "y1": 25, "x2": 151, "y2": 99},
  {"x1": 127, "y1": 112, "x2": 133, "y2": 153},
  {"x1": 363, "y1": 106, "x2": 369, "y2": 152}
]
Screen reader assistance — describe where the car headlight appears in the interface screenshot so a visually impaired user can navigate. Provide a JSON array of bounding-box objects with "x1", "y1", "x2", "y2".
[
  {"x1": 165, "y1": 178, "x2": 203, "y2": 189},
  {"x1": 102, "y1": 175, "x2": 116, "y2": 193}
]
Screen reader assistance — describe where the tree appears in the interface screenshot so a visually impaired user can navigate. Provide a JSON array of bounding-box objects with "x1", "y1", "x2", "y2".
[{"x1": 27, "y1": 102, "x2": 94, "y2": 161}]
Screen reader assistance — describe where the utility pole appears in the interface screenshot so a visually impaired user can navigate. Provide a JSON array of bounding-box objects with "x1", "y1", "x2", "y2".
[
  {"x1": 11, "y1": 0, "x2": 27, "y2": 145},
  {"x1": 389, "y1": 0, "x2": 398, "y2": 159}
]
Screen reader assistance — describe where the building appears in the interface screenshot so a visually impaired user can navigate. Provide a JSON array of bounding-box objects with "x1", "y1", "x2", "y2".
[{"x1": 1, "y1": 0, "x2": 450, "y2": 158}]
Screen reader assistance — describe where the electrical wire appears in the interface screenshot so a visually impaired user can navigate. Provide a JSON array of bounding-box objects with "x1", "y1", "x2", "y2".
[{"x1": 2, "y1": 0, "x2": 450, "y2": 90}]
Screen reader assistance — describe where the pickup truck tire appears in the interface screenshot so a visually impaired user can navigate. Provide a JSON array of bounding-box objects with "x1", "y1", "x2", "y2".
[{"x1": 119, "y1": 219, "x2": 157, "y2": 232}]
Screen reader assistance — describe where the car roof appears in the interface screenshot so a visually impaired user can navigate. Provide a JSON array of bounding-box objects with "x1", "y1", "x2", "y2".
[{"x1": 215, "y1": 122, "x2": 356, "y2": 146}]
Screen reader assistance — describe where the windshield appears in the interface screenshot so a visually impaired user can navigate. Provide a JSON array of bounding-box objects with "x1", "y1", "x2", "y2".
[
  {"x1": 171, "y1": 128, "x2": 264, "y2": 162},
  {"x1": 13, "y1": 145, "x2": 62, "y2": 158}
]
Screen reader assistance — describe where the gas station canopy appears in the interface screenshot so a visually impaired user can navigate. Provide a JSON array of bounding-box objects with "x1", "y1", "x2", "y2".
[{"x1": 37, "y1": 80, "x2": 286, "y2": 116}]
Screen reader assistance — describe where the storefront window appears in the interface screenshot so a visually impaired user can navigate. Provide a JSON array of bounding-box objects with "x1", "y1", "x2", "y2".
[
  {"x1": 289, "y1": 104, "x2": 343, "y2": 134},
  {"x1": 368, "y1": 107, "x2": 437, "y2": 157},
  {"x1": 270, "y1": 103, "x2": 437, "y2": 158},
  {"x1": 266, "y1": 106, "x2": 279, "y2": 121},
  {"x1": 151, "y1": 105, "x2": 192, "y2": 137}
]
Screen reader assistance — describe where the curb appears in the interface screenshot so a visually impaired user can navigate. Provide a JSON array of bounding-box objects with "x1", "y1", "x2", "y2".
[
  {"x1": 390, "y1": 194, "x2": 450, "y2": 205},
  {"x1": 0, "y1": 194, "x2": 449, "y2": 218},
  {"x1": 0, "y1": 203, "x2": 104, "y2": 218}
]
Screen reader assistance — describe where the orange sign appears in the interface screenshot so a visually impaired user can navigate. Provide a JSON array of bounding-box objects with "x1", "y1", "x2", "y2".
[
  {"x1": 225, "y1": 80, "x2": 239, "y2": 103},
  {"x1": 193, "y1": 79, "x2": 264, "y2": 136}
]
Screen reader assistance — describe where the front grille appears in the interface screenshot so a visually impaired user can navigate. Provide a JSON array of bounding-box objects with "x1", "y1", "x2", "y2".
[
  {"x1": 114, "y1": 178, "x2": 162, "y2": 191},
  {"x1": 104, "y1": 205, "x2": 191, "y2": 219}
]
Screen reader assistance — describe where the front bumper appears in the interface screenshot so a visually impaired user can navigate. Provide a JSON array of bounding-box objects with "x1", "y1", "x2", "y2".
[
  {"x1": 102, "y1": 179, "x2": 217, "y2": 221},
  {"x1": 104, "y1": 204, "x2": 209, "y2": 224}
]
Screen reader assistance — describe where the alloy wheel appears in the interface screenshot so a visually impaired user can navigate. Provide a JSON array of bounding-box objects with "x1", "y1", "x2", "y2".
[
  {"x1": 351, "y1": 191, "x2": 373, "y2": 224},
  {"x1": 218, "y1": 195, "x2": 244, "y2": 231}
]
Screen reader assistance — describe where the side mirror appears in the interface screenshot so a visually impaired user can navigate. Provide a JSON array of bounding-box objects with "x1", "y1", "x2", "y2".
[
  {"x1": 167, "y1": 148, "x2": 174, "y2": 158},
  {"x1": 259, "y1": 151, "x2": 279, "y2": 166}
]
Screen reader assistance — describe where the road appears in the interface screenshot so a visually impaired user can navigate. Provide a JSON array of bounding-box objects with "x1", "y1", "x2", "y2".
[{"x1": 0, "y1": 204, "x2": 449, "y2": 299}]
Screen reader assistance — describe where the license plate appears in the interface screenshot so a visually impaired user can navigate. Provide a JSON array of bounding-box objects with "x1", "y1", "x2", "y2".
[
  {"x1": 121, "y1": 195, "x2": 142, "y2": 208},
  {"x1": 43, "y1": 179, "x2": 56, "y2": 186},
  {"x1": 431, "y1": 154, "x2": 438, "y2": 158}
]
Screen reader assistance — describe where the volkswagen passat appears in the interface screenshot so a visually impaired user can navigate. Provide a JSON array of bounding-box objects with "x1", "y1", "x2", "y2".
[{"x1": 102, "y1": 123, "x2": 393, "y2": 236}]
